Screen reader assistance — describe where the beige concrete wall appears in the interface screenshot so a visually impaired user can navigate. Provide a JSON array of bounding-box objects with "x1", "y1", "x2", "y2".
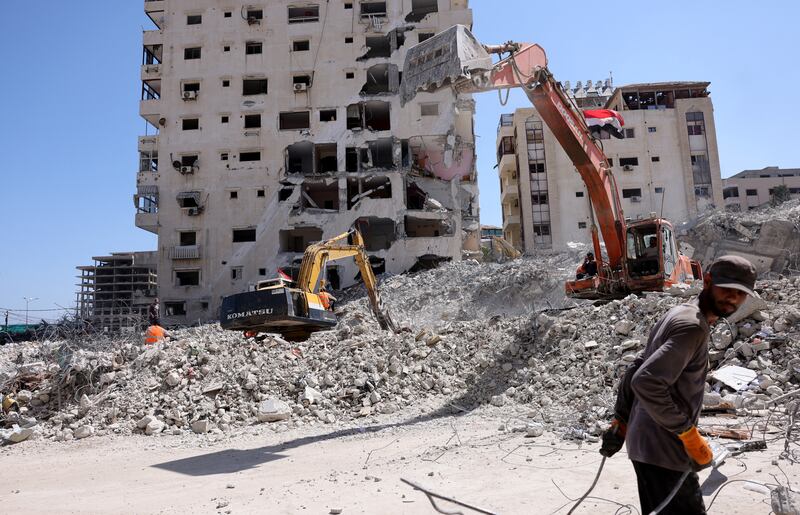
[
  {"x1": 136, "y1": 0, "x2": 478, "y2": 324},
  {"x1": 724, "y1": 176, "x2": 800, "y2": 209},
  {"x1": 497, "y1": 87, "x2": 723, "y2": 254}
]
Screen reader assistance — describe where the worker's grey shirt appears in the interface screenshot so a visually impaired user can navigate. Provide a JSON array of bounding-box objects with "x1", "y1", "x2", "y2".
[{"x1": 626, "y1": 299, "x2": 710, "y2": 471}]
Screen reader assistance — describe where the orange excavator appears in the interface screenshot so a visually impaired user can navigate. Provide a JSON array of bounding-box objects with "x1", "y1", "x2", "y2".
[{"x1": 401, "y1": 25, "x2": 701, "y2": 299}]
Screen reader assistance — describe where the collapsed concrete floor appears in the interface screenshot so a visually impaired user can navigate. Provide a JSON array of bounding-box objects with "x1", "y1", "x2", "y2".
[{"x1": 4, "y1": 202, "x2": 800, "y2": 513}]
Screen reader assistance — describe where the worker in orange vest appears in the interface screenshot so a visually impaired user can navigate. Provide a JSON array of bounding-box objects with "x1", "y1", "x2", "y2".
[
  {"x1": 318, "y1": 288, "x2": 337, "y2": 311},
  {"x1": 144, "y1": 323, "x2": 171, "y2": 345}
]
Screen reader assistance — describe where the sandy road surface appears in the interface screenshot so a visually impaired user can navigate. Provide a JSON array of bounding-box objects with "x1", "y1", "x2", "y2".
[{"x1": 0, "y1": 409, "x2": 792, "y2": 514}]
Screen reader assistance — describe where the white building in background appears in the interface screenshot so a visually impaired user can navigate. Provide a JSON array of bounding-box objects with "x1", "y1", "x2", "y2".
[
  {"x1": 497, "y1": 81, "x2": 723, "y2": 253},
  {"x1": 135, "y1": 0, "x2": 480, "y2": 323},
  {"x1": 723, "y1": 167, "x2": 800, "y2": 210}
]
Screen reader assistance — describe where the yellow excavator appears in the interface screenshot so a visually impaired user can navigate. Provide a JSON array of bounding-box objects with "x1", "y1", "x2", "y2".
[{"x1": 219, "y1": 228, "x2": 397, "y2": 341}]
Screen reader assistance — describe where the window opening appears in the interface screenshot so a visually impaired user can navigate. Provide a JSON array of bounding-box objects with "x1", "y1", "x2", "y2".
[
  {"x1": 240, "y1": 151, "x2": 261, "y2": 162},
  {"x1": 288, "y1": 5, "x2": 319, "y2": 23},
  {"x1": 184, "y1": 47, "x2": 201, "y2": 60},
  {"x1": 279, "y1": 111, "x2": 311, "y2": 130},
  {"x1": 293, "y1": 40, "x2": 310, "y2": 52},
  {"x1": 233, "y1": 228, "x2": 256, "y2": 242},
  {"x1": 242, "y1": 79, "x2": 268, "y2": 95},
  {"x1": 244, "y1": 114, "x2": 261, "y2": 128},
  {"x1": 245, "y1": 41, "x2": 263, "y2": 54}
]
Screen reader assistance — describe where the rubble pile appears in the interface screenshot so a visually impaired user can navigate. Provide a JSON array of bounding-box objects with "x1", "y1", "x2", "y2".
[
  {"x1": 680, "y1": 199, "x2": 800, "y2": 275},
  {"x1": 2, "y1": 253, "x2": 799, "y2": 445}
]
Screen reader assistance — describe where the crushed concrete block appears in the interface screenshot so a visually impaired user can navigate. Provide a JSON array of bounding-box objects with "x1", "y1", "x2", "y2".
[
  {"x1": 257, "y1": 399, "x2": 292, "y2": 422},
  {"x1": 74, "y1": 425, "x2": 95, "y2": 439},
  {"x1": 490, "y1": 394, "x2": 506, "y2": 407},
  {"x1": 145, "y1": 419, "x2": 164, "y2": 435},
  {"x1": 165, "y1": 371, "x2": 181, "y2": 387},
  {"x1": 191, "y1": 419, "x2": 211, "y2": 434},
  {"x1": 614, "y1": 320, "x2": 634, "y2": 336},
  {"x1": 526, "y1": 422, "x2": 544, "y2": 438}
]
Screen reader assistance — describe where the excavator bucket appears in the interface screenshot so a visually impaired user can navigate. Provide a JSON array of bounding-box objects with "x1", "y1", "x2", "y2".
[{"x1": 400, "y1": 24, "x2": 492, "y2": 106}]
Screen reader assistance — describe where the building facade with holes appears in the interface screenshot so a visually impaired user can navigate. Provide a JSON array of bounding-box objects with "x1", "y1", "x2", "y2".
[
  {"x1": 496, "y1": 81, "x2": 723, "y2": 253},
  {"x1": 135, "y1": 0, "x2": 479, "y2": 323}
]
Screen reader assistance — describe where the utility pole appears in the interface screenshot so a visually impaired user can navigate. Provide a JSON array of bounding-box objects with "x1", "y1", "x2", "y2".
[
  {"x1": 4, "y1": 310, "x2": 7, "y2": 331},
  {"x1": 23, "y1": 297, "x2": 38, "y2": 326}
]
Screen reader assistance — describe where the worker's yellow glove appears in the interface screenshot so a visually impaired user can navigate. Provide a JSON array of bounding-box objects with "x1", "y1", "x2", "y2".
[{"x1": 677, "y1": 426, "x2": 713, "y2": 468}]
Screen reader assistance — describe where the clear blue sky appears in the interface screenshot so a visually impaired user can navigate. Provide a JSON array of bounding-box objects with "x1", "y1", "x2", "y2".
[{"x1": 0, "y1": 1, "x2": 796, "y2": 320}]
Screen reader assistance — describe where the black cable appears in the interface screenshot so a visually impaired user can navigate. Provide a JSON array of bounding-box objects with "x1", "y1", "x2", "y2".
[
  {"x1": 567, "y1": 456, "x2": 606, "y2": 514},
  {"x1": 705, "y1": 479, "x2": 771, "y2": 511}
]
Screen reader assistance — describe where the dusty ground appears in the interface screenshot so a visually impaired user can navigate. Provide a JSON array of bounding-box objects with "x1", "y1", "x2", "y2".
[{"x1": 1, "y1": 406, "x2": 793, "y2": 514}]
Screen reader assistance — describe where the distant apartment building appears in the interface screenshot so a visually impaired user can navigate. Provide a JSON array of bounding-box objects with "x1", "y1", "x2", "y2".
[
  {"x1": 497, "y1": 80, "x2": 723, "y2": 253},
  {"x1": 723, "y1": 167, "x2": 800, "y2": 210},
  {"x1": 135, "y1": 1, "x2": 479, "y2": 324},
  {"x1": 76, "y1": 252, "x2": 158, "y2": 332}
]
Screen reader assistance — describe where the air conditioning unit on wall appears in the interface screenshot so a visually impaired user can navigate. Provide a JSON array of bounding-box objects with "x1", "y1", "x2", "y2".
[
  {"x1": 180, "y1": 166, "x2": 194, "y2": 174},
  {"x1": 182, "y1": 90, "x2": 198, "y2": 100},
  {"x1": 293, "y1": 83, "x2": 308, "y2": 92},
  {"x1": 630, "y1": 196, "x2": 641, "y2": 203},
  {"x1": 623, "y1": 164, "x2": 635, "y2": 171},
  {"x1": 185, "y1": 207, "x2": 200, "y2": 216}
]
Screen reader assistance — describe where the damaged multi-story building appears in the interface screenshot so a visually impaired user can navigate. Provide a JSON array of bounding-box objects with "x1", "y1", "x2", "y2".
[
  {"x1": 496, "y1": 80, "x2": 723, "y2": 252},
  {"x1": 135, "y1": 1, "x2": 479, "y2": 323},
  {"x1": 76, "y1": 252, "x2": 158, "y2": 332}
]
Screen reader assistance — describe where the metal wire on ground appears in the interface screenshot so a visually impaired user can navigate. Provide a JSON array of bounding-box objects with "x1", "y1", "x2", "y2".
[{"x1": 401, "y1": 478, "x2": 498, "y2": 515}]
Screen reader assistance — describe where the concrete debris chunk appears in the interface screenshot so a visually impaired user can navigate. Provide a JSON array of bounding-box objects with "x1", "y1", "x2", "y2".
[
  {"x1": 711, "y1": 366, "x2": 758, "y2": 391},
  {"x1": 191, "y1": 419, "x2": 211, "y2": 434},
  {"x1": 257, "y1": 398, "x2": 291, "y2": 422},
  {"x1": 74, "y1": 425, "x2": 95, "y2": 439}
]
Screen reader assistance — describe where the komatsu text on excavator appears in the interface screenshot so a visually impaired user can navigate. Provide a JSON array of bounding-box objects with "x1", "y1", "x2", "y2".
[
  {"x1": 219, "y1": 229, "x2": 396, "y2": 340},
  {"x1": 401, "y1": 25, "x2": 701, "y2": 299}
]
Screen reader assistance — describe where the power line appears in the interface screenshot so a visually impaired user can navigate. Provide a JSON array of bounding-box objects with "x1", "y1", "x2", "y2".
[{"x1": 0, "y1": 306, "x2": 73, "y2": 312}]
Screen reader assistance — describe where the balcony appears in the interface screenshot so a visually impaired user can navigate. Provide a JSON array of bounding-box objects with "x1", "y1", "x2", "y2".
[
  {"x1": 503, "y1": 214, "x2": 521, "y2": 226},
  {"x1": 141, "y1": 63, "x2": 161, "y2": 81},
  {"x1": 499, "y1": 153, "x2": 516, "y2": 178},
  {"x1": 143, "y1": 29, "x2": 162, "y2": 48},
  {"x1": 144, "y1": 0, "x2": 165, "y2": 29},
  {"x1": 135, "y1": 212, "x2": 158, "y2": 234},
  {"x1": 139, "y1": 98, "x2": 161, "y2": 127},
  {"x1": 138, "y1": 135, "x2": 158, "y2": 152},
  {"x1": 501, "y1": 184, "x2": 518, "y2": 204},
  {"x1": 169, "y1": 245, "x2": 201, "y2": 260}
]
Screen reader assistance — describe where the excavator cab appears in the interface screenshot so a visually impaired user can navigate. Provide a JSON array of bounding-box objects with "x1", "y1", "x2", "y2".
[{"x1": 625, "y1": 218, "x2": 698, "y2": 291}]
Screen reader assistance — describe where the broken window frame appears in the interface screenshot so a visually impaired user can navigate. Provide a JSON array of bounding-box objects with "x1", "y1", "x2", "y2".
[
  {"x1": 405, "y1": 0, "x2": 438, "y2": 22},
  {"x1": 292, "y1": 39, "x2": 311, "y2": 52},
  {"x1": 245, "y1": 41, "x2": 263, "y2": 55},
  {"x1": 184, "y1": 47, "x2": 202, "y2": 60},
  {"x1": 164, "y1": 301, "x2": 186, "y2": 316},
  {"x1": 360, "y1": 1, "x2": 387, "y2": 19},
  {"x1": 319, "y1": 109, "x2": 337, "y2": 122},
  {"x1": 288, "y1": 5, "x2": 320, "y2": 24},
  {"x1": 622, "y1": 188, "x2": 643, "y2": 199},
  {"x1": 175, "y1": 269, "x2": 200, "y2": 287}
]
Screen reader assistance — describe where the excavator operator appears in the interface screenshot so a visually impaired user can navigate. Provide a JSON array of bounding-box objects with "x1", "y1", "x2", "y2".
[
  {"x1": 576, "y1": 252, "x2": 598, "y2": 280},
  {"x1": 318, "y1": 287, "x2": 337, "y2": 311}
]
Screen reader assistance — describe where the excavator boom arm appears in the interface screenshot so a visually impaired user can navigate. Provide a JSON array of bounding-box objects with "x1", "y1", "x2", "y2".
[
  {"x1": 401, "y1": 26, "x2": 627, "y2": 268},
  {"x1": 296, "y1": 230, "x2": 396, "y2": 332}
]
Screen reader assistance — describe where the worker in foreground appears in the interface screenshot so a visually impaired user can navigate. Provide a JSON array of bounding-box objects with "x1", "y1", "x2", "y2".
[{"x1": 602, "y1": 255, "x2": 756, "y2": 514}]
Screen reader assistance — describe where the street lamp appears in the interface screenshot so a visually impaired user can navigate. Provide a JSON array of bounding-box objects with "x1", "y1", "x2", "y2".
[{"x1": 23, "y1": 297, "x2": 39, "y2": 326}]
